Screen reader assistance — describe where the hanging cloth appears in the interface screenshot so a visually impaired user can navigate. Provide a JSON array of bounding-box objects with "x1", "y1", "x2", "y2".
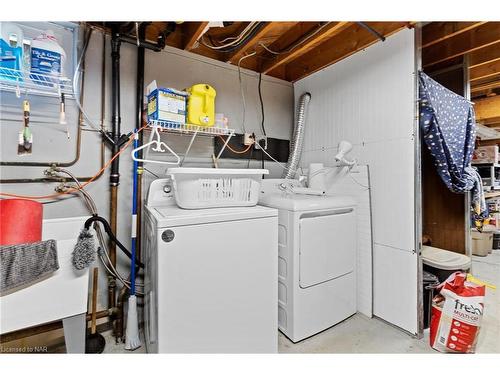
[{"x1": 418, "y1": 72, "x2": 487, "y2": 226}]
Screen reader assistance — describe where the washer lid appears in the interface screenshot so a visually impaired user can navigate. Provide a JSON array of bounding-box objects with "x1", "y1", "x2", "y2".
[
  {"x1": 421, "y1": 246, "x2": 471, "y2": 270},
  {"x1": 150, "y1": 203, "x2": 277, "y2": 227}
]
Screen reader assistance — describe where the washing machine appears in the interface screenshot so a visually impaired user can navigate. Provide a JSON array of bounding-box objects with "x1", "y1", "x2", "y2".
[
  {"x1": 259, "y1": 179, "x2": 357, "y2": 342},
  {"x1": 143, "y1": 178, "x2": 278, "y2": 353}
]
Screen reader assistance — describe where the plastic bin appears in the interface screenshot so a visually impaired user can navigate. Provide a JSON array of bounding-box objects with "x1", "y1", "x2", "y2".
[
  {"x1": 471, "y1": 230, "x2": 493, "y2": 256},
  {"x1": 0, "y1": 199, "x2": 43, "y2": 246},
  {"x1": 421, "y1": 245, "x2": 471, "y2": 283},
  {"x1": 167, "y1": 168, "x2": 268, "y2": 209},
  {"x1": 423, "y1": 271, "x2": 439, "y2": 329},
  {"x1": 493, "y1": 231, "x2": 500, "y2": 250}
]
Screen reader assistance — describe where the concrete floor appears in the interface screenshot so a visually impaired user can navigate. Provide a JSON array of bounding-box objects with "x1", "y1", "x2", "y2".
[
  {"x1": 99, "y1": 251, "x2": 499, "y2": 354},
  {"x1": 279, "y1": 251, "x2": 500, "y2": 354}
]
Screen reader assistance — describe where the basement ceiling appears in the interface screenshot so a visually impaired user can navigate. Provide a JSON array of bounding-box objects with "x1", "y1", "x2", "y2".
[
  {"x1": 421, "y1": 22, "x2": 500, "y2": 131},
  {"x1": 90, "y1": 21, "x2": 500, "y2": 131},
  {"x1": 90, "y1": 21, "x2": 413, "y2": 82}
]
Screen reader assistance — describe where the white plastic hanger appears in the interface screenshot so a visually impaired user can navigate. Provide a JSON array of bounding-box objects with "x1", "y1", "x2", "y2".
[{"x1": 131, "y1": 125, "x2": 180, "y2": 165}]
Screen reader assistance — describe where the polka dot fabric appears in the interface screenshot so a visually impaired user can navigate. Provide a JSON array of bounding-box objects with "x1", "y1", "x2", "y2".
[{"x1": 419, "y1": 72, "x2": 487, "y2": 223}]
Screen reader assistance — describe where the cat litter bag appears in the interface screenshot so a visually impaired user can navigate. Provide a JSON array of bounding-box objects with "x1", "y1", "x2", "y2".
[{"x1": 430, "y1": 272, "x2": 485, "y2": 353}]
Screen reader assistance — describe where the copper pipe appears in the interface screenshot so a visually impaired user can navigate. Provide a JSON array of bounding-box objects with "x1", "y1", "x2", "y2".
[{"x1": 115, "y1": 286, "x2": 128, "y2": 341}]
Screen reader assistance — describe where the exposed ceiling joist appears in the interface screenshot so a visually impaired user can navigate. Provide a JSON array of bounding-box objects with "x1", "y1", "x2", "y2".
[
  {"x1": 422, "y1": 22, "x2": 486, "y2": 49},
  {"x1": 478, "y1": 116, "x2": 500, "y2": 127},
  {"x1": 470, "y1": 60, "x2": 500, "y2": 82},
  {"x1": 226, "y1": 22, "x2": 273, "y2": 63},
  {"x1": 226, "y1": 22, "x2": 299, "y2": 65},
  {"x1": 259, "y1": 22, "x2": 351, "y2": 75},
  {"x1": 468, "y1": 41, "x2": 500, "y2": 68},
  {"x1": 423, "y1": 22, "x2": 500, "y2": 68},
  {"x1": 472, "y1": 80, "x2": 500, "y2": 93},
  {"x1": 475, "y1": 95, "x2": 500, "y2": 123},
  {"x1": 283, "y1": 22, "x2": 411, "y2": 82},
  {"x1": 182, "y1": 22, "x2": 209, "y2": 51}
]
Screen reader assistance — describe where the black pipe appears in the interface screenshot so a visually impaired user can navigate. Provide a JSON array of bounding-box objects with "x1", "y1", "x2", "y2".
[
  {"x1": 119, "y1": 34, "x2": 164, "y2": 52},
  {"x1": 84, "y1": 215, "x2": 144, "y2": 269},
  {"x1": 110, "y1": 26, "x2": 122, "y2": 187},
  {"x1": 136, "y1": 23, "x2": 147, "y2": 161}
]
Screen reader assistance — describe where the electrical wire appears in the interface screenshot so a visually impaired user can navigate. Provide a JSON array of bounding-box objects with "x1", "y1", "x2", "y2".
[
  {"x1": 143, "y1": 167, "x2": 160, "y2": 178},
  {"x1": 259, "y1": 144, "x2": 291, "y2": 172},
  {"x1": 258, "y1": 72, "x2": 266, "y2": 170},
  {"x1": 237, "y1": 52, "x2": 257, "y2": 134},
  {"x1": 0, "y1": 125, "x2": 148, "y2": 200},
  {"x1": 200, "y1": 22, "x2": 258, "y2": 50},
  {"x1": 218, "y1": 136, "x2": 253, "y2": 154},
  {"x1": 258, "y1": 73, "x2": 266, "y2": 136},
  {"x1": 307, "y1": 166, "x2": 370, "y2": 190},
  {"x1": 258, "y1": 22, "x2": 329, "y2": 56}
]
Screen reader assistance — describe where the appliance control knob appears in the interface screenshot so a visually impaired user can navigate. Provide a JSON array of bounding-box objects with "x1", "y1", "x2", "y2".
[{"x1": 161, "y1": 229, "x2": 175, "y2": 243}]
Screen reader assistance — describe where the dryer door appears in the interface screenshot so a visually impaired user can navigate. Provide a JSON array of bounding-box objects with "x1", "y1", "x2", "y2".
[{"x1": 299, "y1": 209, "x2": 356, "y2": 288}]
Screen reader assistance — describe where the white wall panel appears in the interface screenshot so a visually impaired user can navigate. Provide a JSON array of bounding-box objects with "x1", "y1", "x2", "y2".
[
  {"x1": 373, "y1": 243, "x2": 418, "y2": 335},
  {"x1": 294, "y1": 29, "x2": 418, "y2": 333},
  {"x1": 326, "y1": 165, "x2": 372, "y2": 317}
]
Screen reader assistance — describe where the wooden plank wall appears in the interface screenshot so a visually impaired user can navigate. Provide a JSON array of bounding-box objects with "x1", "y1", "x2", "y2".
[{"x1": 422, "y1": 66, "x2": 467, "y2": 254}]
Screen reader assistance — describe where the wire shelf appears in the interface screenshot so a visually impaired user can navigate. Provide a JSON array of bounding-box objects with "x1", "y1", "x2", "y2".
[
  {"x1": 147, "y1": 120, "x2": 236, "y2": 163},
  {"x1": 0, "y1": 67, "x2": 73, "y2": 98},
  {"x1": 148, "y1": 120, "x2": 234, "y2": 137}
]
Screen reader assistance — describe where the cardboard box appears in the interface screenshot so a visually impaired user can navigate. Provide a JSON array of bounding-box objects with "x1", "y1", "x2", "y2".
[
  {"x1": 147, "y1": 87, "x2": 188, "y2": 125},
  {"x1": 472, "y1": 145, "x2": 499, "y2": 164}
]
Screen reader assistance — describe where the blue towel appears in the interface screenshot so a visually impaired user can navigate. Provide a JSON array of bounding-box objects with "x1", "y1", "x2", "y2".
[{"x1": 419, "y1": 72, "x2": 487, "y2": 224}]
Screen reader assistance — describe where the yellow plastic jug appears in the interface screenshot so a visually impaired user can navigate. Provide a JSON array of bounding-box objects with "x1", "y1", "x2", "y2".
[{"x1": 186, "y1": 84, "x2": 216, "y2": 126}]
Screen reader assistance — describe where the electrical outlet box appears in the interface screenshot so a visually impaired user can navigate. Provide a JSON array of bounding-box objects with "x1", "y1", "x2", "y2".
[
  {"x1": 243, "y1": 133, "x2": 255, "y2": 145},
  {"x1": 254, "y1": 136, "x2": 268, "y2": 150}
]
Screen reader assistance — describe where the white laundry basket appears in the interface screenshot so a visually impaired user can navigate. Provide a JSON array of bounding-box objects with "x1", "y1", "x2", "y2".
[{"x1": 167, "y1": 168, "x2": 269, "y2": 209}]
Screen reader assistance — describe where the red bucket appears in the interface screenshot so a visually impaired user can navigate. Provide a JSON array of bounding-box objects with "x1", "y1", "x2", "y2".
[{"x1": 0, "y1": 199, "x2": 43, "y2": 246}]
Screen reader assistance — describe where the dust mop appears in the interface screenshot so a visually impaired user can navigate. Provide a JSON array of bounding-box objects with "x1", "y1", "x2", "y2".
[{"x1": 125, "y1": 132, "x2": 141, "y2": 350}]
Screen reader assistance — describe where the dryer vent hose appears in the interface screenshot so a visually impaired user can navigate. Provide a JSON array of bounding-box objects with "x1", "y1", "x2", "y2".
[{"x1": 282, "y1": 92, "x2": 311, "y2": 179}]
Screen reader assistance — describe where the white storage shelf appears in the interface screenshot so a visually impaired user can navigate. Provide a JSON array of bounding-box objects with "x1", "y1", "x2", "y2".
[
  {"x1": 147, "y1": 120, "x2": 236, "y2": 161},
  {"x1": 0, "y1": 67, "x2": 73, "y2": 98},
  {"x1": 148, "y1": 120, "x2": 234, "y2": 137}
]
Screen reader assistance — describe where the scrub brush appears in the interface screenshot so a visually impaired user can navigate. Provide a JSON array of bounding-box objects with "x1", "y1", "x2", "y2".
[{"x1": 72, "y1": 227, "x2": 96, "y2": 270}]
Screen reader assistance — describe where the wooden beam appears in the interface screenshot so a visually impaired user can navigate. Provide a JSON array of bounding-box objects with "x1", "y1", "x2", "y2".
[
  {"x1": 468, "y1": 41, "x2": 500, "y2": 68},
  {"x1": 470, "y1": 59, "x2": 500, "y2": 81},
  {"x1": 478, "y1": 114, "x2": 500, "y2": 127},
  {"x1": 182, "y1": 22, "x2": 209, "y2": 51},
  {"x1": 260, "y1": 22, "x2": 352, "y2": 75},
  {"x1": 476, "y1": 138, "x2": 500, "y2": 146},
  {"x1": 226, "y1": 22, "x2": 298, "y2": 65},
  {"x1": 472, "y1": 79, "x2": 500, "y2": 93},
  {"x1": 475, "y1": 95, "x2": 500, "y2": 122},
  {"x1": 283, "y1": 22, "x2": 410, "y2": 82},
  {"x1": 423, "y1": 22, "x2": 500, "y2": 68},
  {"x1": 422, "y1": 22, "x2": 486, "y2": 48}
]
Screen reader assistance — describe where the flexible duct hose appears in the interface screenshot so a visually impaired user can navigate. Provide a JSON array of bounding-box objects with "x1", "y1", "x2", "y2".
[{"x1": 282, "y1": 92, "x2": 311, "y2": 179}]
